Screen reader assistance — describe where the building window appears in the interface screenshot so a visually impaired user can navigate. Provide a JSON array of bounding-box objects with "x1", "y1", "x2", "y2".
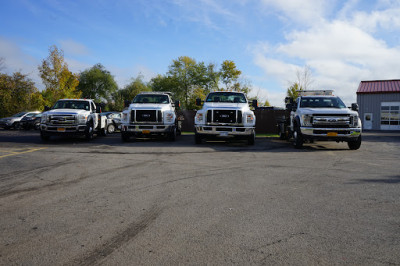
[{"x1": 381, "y1": 102, "x2": 400, "y2": 130}]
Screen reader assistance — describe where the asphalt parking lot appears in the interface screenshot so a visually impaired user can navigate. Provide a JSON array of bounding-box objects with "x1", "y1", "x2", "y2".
[{"x1": 0, "y1": 130, "x2": 399, "y2": 265}]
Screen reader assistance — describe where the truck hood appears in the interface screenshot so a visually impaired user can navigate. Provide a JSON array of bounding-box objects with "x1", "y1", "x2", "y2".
[
  {"x1": 202, "y1": 102, "x2": 250, "y2": 111},
  {"x1": 44, "y1": 109, "x2": 90, "y2": 116},
  {"x1": 300, "y1": 108, "x2": 358, "y2": 115},
  {"x1": 129, "y1": 104, "x2": 172, "y2": 111}
]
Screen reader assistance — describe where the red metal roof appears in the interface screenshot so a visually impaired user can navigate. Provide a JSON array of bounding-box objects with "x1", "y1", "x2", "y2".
[{"x1": 357, "y1": 80, "x2": 400, "y2": 94}]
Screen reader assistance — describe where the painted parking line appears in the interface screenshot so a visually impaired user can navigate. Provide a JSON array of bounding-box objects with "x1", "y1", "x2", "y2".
[{"x1": 0, "y1": 147, "x2": 47, "y2": 159}]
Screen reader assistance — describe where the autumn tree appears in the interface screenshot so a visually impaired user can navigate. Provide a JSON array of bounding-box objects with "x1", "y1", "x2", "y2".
[
  {"x1": 286, "y1": 82, "x2": 302, "y2": 102},
  {"x1": 38, "y1": 45, "x2": 81, "y2": 106},
  {"x1": 220, "y1": 60, "x2": 241, "y2": 90},
  {"x1": 77, "y1": 63, "x2": 118, "y2": 103},
  {"x1": 0, "y1": 72, "x2": 44, "y2": 117}
]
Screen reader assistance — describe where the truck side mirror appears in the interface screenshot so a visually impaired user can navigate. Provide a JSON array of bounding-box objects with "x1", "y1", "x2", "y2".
[
  {"x1": 351, "y1": 103, "x2": 359, "y2": 111},
  {"x1": 196, "y1": 98, "x2": 202, "y2": 106},
  {"x1": 44, "y1": 106, "x2": 50, "y2": 111},
  {"x1": 96, "y1": 105, "x2": 102, "y2": 113},
  {"x1": 252, "y1": 99, "x2": 258, "y2": 108},
  {"x1": 124, "y1": 100, "x2": 131, "y2": 108},
  {"x1": 286, "y1": 103, "x2": 292, "y2": 111},
  {"x1": 174, "y1": 100, "x2": 180, "y2": 108}
]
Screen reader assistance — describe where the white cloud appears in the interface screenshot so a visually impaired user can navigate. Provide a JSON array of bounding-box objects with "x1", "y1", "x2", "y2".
[
  {"x1": 0, "y1": 37, "x2": 43, "y2": 88},
  {"x1": 350, "y1": 8, "x2": 400, "y2": 33},
  {"x1": 59, "y1": 39, "x2": 90, "y2": 56},
  {"x1": 260, "y1": 0, "x2": 329, "y2": 25},
  {"x1": 251, "y1": 4, "x2": 400, "y2": 106}
]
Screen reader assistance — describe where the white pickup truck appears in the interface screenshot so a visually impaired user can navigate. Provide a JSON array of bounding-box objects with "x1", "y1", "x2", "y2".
[
  {"x1": 278, "y1": 90, "x2": 362, "y2": 149},
  {"x1": 120, "y1": 92, "x2": 181, "y2": 141},
  {"x1": 194, "y1": 91, "x2": 257, "y2": 145},
  {"x1": 40, "y1": 99, "x2": 107, "y2": 141}
]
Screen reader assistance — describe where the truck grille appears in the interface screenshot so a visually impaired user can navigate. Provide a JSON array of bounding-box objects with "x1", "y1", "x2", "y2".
[
  {"x1": 49, "y1": 115, "x2": 76, "y2": 125},
  {"x1": 312, "y1": 114, "x2": 350, "y2": 128},
  {"x1": 206, "y1": 110, "x2": 242, "y2": 124},
  {"x1": 132, "y1": 110, "x2": 162, "y2": 123}
]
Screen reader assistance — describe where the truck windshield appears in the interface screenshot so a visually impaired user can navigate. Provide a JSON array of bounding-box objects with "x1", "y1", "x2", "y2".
[
  {"x1": 300, "y1": 97, "x2": 346, "y2": 108},
  {"x1": 132, "y1": 95, "x2": 169, "y2": 104},
  {"x1": 53, "y1": 100, "x2": 90, "y2": 110},
  {"x1": 205, "y1": 92, "x2": 247, "y2": 103}
]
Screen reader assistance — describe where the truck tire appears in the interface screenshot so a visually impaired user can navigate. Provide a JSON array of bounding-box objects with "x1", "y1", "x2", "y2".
[
  {"x1": 121, "y1": 132, "x2": 130, "y2": 142},
  {"x1": 85, "y1": 121, "x2": 94, "y2": 140},
  {"x1": 99, "y1": 127, "x2": 107, "y2": 136},
  {"x1": 168, "y1": 127, "x2": 177, "y2": 141},
  {"x1": 348, "y1": 136, "x2": 361, "y2": 150},
  {"x1": 293, "y1": 126, "x2": 303, "y2": 149},
  {"x1": 107, "y1": 124, "x2": 115, "y2": 134},
  {"x1": 248, "y1": 133, "x2": 255, "y2": 145},
  {"x1": 279, "y1": 131, "x2": 286, "y2": 140},
  {"x1": 195, "y1": 133, "x2": 202, "y2": 144},
  {"x1": 40, "y1": 131, "x2": 50, "y2": 141}
]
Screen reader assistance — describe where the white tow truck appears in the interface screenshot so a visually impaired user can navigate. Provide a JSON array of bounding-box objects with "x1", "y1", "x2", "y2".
[
  {"x1": 278, "y1": 90, "x2": 362, "y2": 149},
  {"x1": 120, "y1": 92, "x2": 181, "y2": 141},
  {"x1": 40, "y1": 99, "x2": 107, "y2": 141},
  {"x1": 194, "y1": 91, "x2": 257, "y2": 145}
]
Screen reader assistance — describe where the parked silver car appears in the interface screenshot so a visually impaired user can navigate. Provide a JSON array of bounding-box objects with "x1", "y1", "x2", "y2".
[
  {"x1": 101, "y1": 112, "x2": 122, "y2": 134},
  {"x1": 0, "y1": 111, "x2": 41, "y2": 129}
]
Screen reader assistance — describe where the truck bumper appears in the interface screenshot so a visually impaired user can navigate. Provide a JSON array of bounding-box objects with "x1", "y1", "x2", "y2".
[
  {"x1": 195, "y1": 125, "x2": 255, "y2": 138},
  {"x1": 40, "y1": 124, "x2": 87, "y2": 136},
  {"x1": 300, "y1": 127, "x2": 361, "y2": 141},
  {"x1": 121, "y1": 124, "x2": 174, "y2": 136}
]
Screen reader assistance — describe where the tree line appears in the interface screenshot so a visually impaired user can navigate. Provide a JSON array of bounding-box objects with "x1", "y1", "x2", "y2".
[{"x1": 3, "y1": 45, "x2": 311, "y2": 118}]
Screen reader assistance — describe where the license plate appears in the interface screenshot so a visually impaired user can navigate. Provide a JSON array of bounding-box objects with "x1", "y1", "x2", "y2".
[
  {"x1": 219, "y1": 132, "x2": 229, "y2": 137},
  {"x1": 327, "y1": 132, "x2": 338, "y2": 136},
  {"x1": 142, "y1": 130, "x2": 151, "y2": 134},
  {"x1": 57, "y1": 128, "x2": 66, "y2": 132}
]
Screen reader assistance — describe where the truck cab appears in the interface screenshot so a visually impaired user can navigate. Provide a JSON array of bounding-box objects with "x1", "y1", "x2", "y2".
[
  {"x1": 40, "y1": 99, "x2": 107, "y2": 140},
  {"x1": 281, "y1": 90, "x2": 362, "y2": 149},
  {"x1": 120, "y1": 92, "x2": 181, "y2": 141},
  {"x1": 194, "y1": 91, "x2": 257, "y2": 145}
]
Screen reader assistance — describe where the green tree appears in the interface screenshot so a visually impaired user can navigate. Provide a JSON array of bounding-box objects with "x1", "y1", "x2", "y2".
[
  {"x1": 167, "y1": 56, "x2": 198, "y2": 108},
  {"x1": 0, "y1": 72, "x2": 44, "y2": 117},
  {"x1": 264, "y1": 99, "x2": 271, "y2": 107},
  {"x1": 110, "y1": 75, "x2": 150, "y2": 111},
  {"x1": 220, "y1": 60, "x2": 241, "y2": 90},
  {"x1": 77, "y1": 63, "x2": 118, "y2": 103},
  {"x1": 38, "y1": 45, "x2": 81, "y2": 107},
  {"x1": 286, "y1": 82, "x2": 303, "y2": 102}
]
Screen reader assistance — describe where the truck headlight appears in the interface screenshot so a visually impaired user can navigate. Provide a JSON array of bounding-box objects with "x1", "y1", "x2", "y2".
[
  {"x1": 196, "y1": 113, "x2": 204, "y2": 123},
  {"x1": 165, "y1": 112, "x2": 174, "y2": 123},
  {"x1": 301, "y1": 114, "x2": 313, "y2": 127},
  {"x1": 41, "y1": 114, "x2": 47, "y2": 123},
  {"x1": 122, "y1": 112, "x2": 129, "y2": 123},
  {"x1": 77, "y1": 114, "x2": 88, "y2": 124},
  {"x1": 351, "y1": 115, "x2": 359, "y2": 127},
  {"x1": 246, "y1": 114, "x2": 255, "y2": 124}
]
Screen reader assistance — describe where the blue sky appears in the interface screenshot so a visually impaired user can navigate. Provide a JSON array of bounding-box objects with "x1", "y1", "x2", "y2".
[{"x1": 1, "y1": 0, "x2": 400, "y2": 106}]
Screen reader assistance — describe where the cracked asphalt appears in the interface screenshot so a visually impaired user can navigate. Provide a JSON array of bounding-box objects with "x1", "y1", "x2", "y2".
[{"x1": 0, "y1": 130, "x2": 399, "y2": 265}]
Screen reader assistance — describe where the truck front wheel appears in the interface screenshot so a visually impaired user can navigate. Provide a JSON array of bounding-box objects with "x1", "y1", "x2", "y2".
[
  {"x1": 121, "y1": 132, "x2": 130, "y2": 142},
  {"x1": 40, "y1": 131, "x2": 50, "y2": 141},
  {"x1": 293, "y1": 126, "x2": 303, "y2": 149},
  {"x1": 248, "y1": 133, "x2": 255, "y2": 145},
  {"x1": 348, "y1": 136, "x2": 361, "y2": 150},
  {"x1": 168, "y1": 127, "x2": 177, "y2": 141},
  {"x1": 85, "y1": 121, "x2": 94, "y2": 140},
  {"x1": 195, "y1": 133, "x2": 202, "y2": 144}
]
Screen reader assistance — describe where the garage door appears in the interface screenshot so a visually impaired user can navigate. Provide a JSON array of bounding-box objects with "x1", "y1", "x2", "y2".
[{"x1": 381, "y1": 102, "x2": 400, "y2": 130}]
